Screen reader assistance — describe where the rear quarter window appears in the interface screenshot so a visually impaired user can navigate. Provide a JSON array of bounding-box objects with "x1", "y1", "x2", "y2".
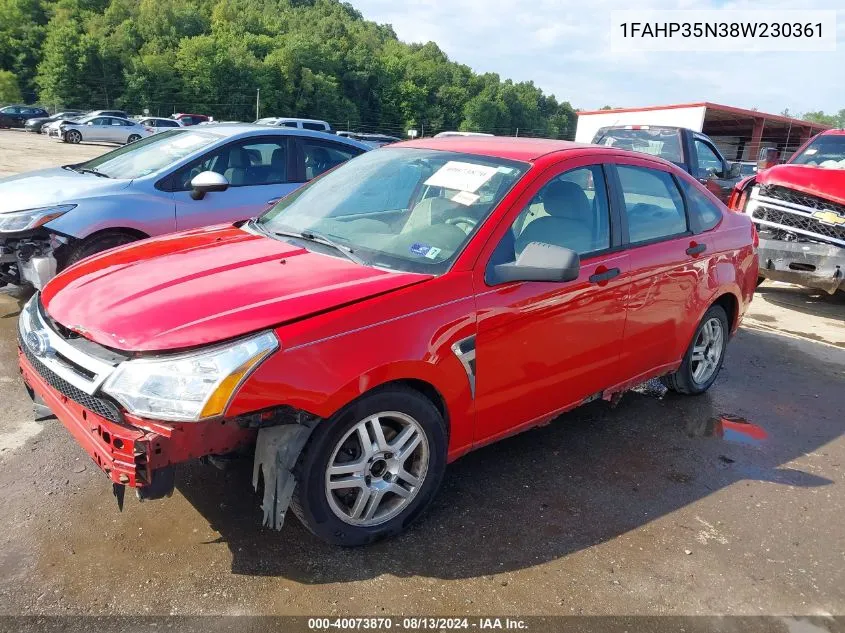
[{"x1": 679, "y1": 178, "x2": 722, "y2": 232}]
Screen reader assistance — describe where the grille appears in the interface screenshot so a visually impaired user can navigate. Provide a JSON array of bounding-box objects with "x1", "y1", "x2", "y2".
[
  {"x1": 760, "y1": 185, "x2": 845, "y2": 216},
  {"x1": 752, "y1": 206, "x2": 845, "y2": 243},
  {"x1": 20, "y1": 338, "x2": 123, "y2": 423}
]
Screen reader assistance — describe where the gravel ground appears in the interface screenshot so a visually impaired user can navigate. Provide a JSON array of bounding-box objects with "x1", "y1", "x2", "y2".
[{"x1": 0, "y1": 128, "x2": 843, "y2": 622}]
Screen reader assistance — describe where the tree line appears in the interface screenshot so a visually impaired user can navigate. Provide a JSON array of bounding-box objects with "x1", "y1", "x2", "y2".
[{"x1": 0, "y1": 0, "x2": 578, "y2": 138}]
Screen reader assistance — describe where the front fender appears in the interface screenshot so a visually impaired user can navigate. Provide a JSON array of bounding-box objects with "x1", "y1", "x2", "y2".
[
  {"x1": 228, "y1": 274, "x2": 479, "y2": 461},
  {"x1": 43, "y1": 190, "x2": 176, "y2": 239}
]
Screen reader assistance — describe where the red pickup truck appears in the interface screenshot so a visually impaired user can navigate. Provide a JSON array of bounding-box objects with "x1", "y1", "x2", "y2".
[
  {"x1": 18, "y1": 138, "x2": 757, "y2": 545},
  {"x1": 729, "y1": 129, "x2": 845, "y2": 294}
]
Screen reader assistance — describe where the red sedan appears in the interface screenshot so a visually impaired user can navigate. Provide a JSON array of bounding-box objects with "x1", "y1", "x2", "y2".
[{"x1": 18, "y1": 137, "x2": 758, "y2": 545}]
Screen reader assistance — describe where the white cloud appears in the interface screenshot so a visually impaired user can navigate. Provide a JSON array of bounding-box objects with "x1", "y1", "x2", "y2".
[{"x1": 353, "y1": 0, "x2": 845, "y2": 115}]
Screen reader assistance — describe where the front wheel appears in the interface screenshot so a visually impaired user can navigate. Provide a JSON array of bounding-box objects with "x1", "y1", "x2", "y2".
[
  {"x1": 126, "y1": 134, "x2": 141, "y2": 144},
  {"x1": 65, "y1": 129, "x2": 82, "y2": 144},
  {"x1": 661, "y1": 305, "x2": 729, "y2": 395},
  {"x1": 290, "y1": 386, "x2": 447, "y2": 546}
]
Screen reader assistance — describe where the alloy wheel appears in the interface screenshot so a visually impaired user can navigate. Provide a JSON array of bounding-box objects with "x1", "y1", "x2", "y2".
[
  {"x1": 325, "y1": 411, "x2": 430, "y2": 527},
  {"x1": 690, "y1": 317, "x2": 724, "y2": 385}
]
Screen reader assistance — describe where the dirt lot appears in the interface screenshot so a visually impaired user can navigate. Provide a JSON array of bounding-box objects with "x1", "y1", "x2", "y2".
[
  {"x1": 0, "y1": 129, "x2": 114, "y2": 178},
  {"x1": 0, "y1": 128, "x2": 844, "y2": 621}
]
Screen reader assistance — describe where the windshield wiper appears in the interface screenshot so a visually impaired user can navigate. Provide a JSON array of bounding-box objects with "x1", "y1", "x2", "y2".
[
  {"x1": 76, "y1": 167, "x2": 111, "y2": 178},
  {"x1": 271, "y1": 228, "x2": 366, "y2": 266}
]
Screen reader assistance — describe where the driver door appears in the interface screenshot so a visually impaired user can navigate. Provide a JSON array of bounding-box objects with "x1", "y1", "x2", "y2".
[
  {"x1": 84, "y1": 117, "x2": 112, "y2": 142},
  {"x1": 472, "y1": 161, "x2": 630, "y2": 445},
  {"x1": 171, "y1": 136, "x2": 300, "y2": 230},
  {"x1": 692, "y1": 137, "x2": 732, "y2": 202}
]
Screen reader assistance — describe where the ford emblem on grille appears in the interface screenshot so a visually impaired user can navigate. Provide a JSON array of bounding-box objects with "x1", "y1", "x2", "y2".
[{"x1": 25, "y1": 330, "x2": 53, "y2": 358}]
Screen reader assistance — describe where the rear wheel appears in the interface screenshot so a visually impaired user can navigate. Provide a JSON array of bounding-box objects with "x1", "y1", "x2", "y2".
[
  {"x1": 65, "y1": 129, "x2": 82, "y2": 144},
  {"x1": 290, "y1": 386, "x2": 447, "y2": 546},
  {"x1": 126, "y1": 134, "x2": 141, "y2": 144},
  {"x1": 661, "y1": 305, "x2": 729, "y2": 395},
  {"x1": 62, "y1": 231, "x2": 140, "y2": 269}
]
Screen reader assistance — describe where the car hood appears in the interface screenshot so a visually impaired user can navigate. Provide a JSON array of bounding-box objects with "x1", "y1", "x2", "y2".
[
  {"x1": 757, "y1": 164, "x2": 845, "y2": 207},
  {"x1": 0, "y1": 168, "x2": 131, "y2": 214},
  {"x1": 41, "y1": 225, "x2": 431, "y2": 352}
]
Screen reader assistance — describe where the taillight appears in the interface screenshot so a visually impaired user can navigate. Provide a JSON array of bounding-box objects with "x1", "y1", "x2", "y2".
[
  {"x1": 751, "y1": 222, "x2": 759, "y2": 248},
  {"x1": 727, "y1": 176, "x2": 755, "y2": 212}
]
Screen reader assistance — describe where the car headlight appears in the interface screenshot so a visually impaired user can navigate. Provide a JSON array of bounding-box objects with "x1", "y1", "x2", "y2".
[
  {"x1": 0, "y1": 205, "x2": 76, "y2": 233},
  {"x1": 102, "y1": 331, "x2": 279, "y2": 422}
]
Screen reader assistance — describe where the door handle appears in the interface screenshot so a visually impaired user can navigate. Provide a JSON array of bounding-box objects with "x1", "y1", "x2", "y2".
[
  {"x1": 686, "y1": 243, "x2": 707, "y2": 256},
  {"x1": 589, "y1": 267, "x2": 620, "y2": 284}
]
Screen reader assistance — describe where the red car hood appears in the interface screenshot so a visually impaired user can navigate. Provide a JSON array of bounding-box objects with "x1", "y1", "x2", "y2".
[
  {"x1": 41, "y1": 225, "x2": 430, "y2": 352},
  {"x1": 758, "y1": 164, "x2": 845, "y2": 206}
]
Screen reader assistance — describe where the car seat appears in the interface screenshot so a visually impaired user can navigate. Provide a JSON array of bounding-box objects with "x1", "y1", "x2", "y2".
[
  {"x1": 223, "y1": 148, "x2": 250, "y2": 185},
  {"x1": 515, "y1": 180, "x2": 595, "y2": 256}
]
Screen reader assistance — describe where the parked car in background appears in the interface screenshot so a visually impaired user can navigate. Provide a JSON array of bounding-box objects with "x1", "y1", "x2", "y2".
[
  {"x1": 0, "y1": 126, "x2": 369, "y2": 288},
  {"x1": 42, "y1": 114, "x2": 85, "y2": 135},
  {"x1": 592, "y1": 125, "x2": 742, "y2": 203},
  {"x1": 88, "y1": 109, "x2": 130, "y2": 119},
  {"x1": 49, "y1": 115, "x2": 152, "y2": 145},
  {"x1": 728, "y1": 129, "x2": 845, "y2": 294},
  {"x1": 138, "y1": 117, "x2": 183, "y2": 133},
  {"x1": 24, "y1": 111, "x2": 86, "y2": 133},
  {"x1": 16, "y1": 137, "x2": 757, "y2": 545},
  {"x1": 336, "y1": 131, "x2": 402, "y2": 147},
  {"x1": 257, "y1": 117, "x2": 332, "y2": 132},
  {"x1": 738, "y1": 161, "x2": 758, "y2": 177},
  {"x1": 171, "y1": 113, "x2": 209, "y2": 126},
  {"x1": 0, "y1": 105, "x2": 50, "y2": 128}
]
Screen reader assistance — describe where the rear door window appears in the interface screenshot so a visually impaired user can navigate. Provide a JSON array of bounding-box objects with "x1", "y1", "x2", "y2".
[
  {"x1": 300, "y1": 139, "x2": 363, "y2": 181},
  {"x1": 616, "y1": 165, "x2": 688, "y2": 244}
]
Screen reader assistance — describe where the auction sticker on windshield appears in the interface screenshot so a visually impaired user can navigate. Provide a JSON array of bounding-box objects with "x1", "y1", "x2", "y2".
[{"x1": 424, "y1": 161, "x2": 498, "y2": 192}]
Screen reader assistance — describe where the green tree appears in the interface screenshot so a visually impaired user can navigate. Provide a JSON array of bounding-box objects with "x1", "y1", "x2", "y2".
[{"x1": 0, "y1": 69, "x2": 22, "y2": 102}]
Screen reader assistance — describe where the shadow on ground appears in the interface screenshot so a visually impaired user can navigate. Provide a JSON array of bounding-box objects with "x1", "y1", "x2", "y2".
[
  {"x1": 756, "y1": 283, "x2": 845, "y2": 323},
  {"x1": 173, "y1": 326, "x2": 841, "y2": 583}
]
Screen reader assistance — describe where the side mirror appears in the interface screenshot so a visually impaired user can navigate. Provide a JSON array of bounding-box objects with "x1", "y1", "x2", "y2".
[
  {"x1": 86, "y1": 121, "x2": 94, "y2": 126},
  {"x1": 491, "y1": 242, "x2": 580, "y2": 284},
  {"x1": 190, "y1": 171, "x2": 229, "y2": 200}
]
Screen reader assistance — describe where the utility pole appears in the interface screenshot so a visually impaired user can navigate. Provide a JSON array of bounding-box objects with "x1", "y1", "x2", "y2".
[
  {"x1": 515, "y1": 127, "x2": 519, "y2": 137},
  {"x1": 255, "y1": 88, "x2": 260, "y2": 121}
]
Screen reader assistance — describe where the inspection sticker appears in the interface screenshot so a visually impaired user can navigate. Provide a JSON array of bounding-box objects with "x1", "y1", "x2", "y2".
[
  {"x1": 410, "y1": 242, "x2": 432, "y2": 257},
  {"x1": 424, "y1": 161, "x2": 498, "y2": 193},
  {"x1": 451, "y1": 190, "x2": 480, "y2": 206}
]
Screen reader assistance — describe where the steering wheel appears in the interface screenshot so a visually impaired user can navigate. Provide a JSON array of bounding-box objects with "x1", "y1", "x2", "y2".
[{"x1": 445, "y1": 216, "x2": 478, "y2": 227}]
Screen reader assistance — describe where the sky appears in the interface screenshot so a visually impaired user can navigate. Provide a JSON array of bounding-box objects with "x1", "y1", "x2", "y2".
[{"x1": 352, "y1": 0, "x2": 845, "y2": 117}]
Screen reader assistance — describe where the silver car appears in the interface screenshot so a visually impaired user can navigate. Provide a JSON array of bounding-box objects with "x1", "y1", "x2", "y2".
[
  {"x1": 138, "y1": 117, "x2": 184, "y2": 133},
  {"x1": 50, "y1": 115, "x2": 152, "y2": 145},
  {"x1": 0, "y1": 125, "x2": 370, "y2": 288}
]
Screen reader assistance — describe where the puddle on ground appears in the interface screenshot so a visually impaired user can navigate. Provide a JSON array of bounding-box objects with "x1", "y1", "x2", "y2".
[{"x1": 687, "y1": 414, "x2": 768, "y2": 446}]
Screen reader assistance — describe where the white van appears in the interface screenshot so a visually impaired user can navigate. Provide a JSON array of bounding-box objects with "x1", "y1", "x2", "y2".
[{"x1": 255, "y1": 117, "x2": 332, "y2": 132}]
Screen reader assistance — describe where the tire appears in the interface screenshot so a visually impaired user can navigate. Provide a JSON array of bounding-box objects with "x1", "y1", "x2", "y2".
[
  {"x1": 126, "y1": 134, "x2": 141, "y2": 144},
  {"x1": 290, "y1": 386, "x2": 447, "y2": 546},
  {"x1": 65, "y1": 129, "x2": 82, "y2": 144},
  {"x1": 63, "y1": 231, "x2": 140, "y2": 269},
  {"x1": 756, "y1": 276, "x2": 765, "y2": 287},
  {"x1": 661, "y1": 304, "x2": 729, "y2": 395}
]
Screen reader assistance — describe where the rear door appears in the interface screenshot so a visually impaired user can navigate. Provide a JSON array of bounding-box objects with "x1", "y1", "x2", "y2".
[
  {"x1": 608, "y1": 158, "x2": 709, "y2": 380},
  {"x1": 170, "y1": 136, "x2": 300, "y2": 230}
]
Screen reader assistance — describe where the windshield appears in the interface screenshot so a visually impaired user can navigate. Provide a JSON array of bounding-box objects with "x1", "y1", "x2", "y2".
[
  {"x1": 592, "y1": 127, "x2": 683, "y2": 163},
  {"x1": 258, "y1": 148, "x2": 528, "y2": 274},
  {"x1": 76, "y1": 129, "x2": 220, "y2": 179},
  {"x1": 791, "y1": 135, "x2": 845, "y2": 169}
]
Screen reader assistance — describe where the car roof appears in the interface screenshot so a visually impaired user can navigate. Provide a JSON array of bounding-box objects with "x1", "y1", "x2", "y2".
[
  {"x1": 174, "y1": 124, "x2": 371, "y2": 150},
  {"x1": 391, "y1": 136, "x2": 630, "y2": 162},
  {"x1": 818, "y1": 129, "x2": 845, "y2": 136}
]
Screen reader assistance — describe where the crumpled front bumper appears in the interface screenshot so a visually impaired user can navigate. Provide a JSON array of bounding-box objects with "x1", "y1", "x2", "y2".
[
  {"x1": 0, "y1": 236, "x2": 58, "y2": 289},
  {"x1": 758, "y1": 237, "x2": 845, "y2": 294},
  {"x1": 18, "y1": 345, "x2": 257, "y2": 494}
]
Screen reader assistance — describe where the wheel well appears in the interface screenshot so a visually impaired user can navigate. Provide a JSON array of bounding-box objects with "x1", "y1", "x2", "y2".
[
  {"x1": 81, "y1": 227, "x2": 149, "y2": 241},
  {"x1": 712, "y1": 292, "x2": 738, "y2": 331},
  {"x1": 377, "y1": 379, "x2": 450, "y2": 433}
]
